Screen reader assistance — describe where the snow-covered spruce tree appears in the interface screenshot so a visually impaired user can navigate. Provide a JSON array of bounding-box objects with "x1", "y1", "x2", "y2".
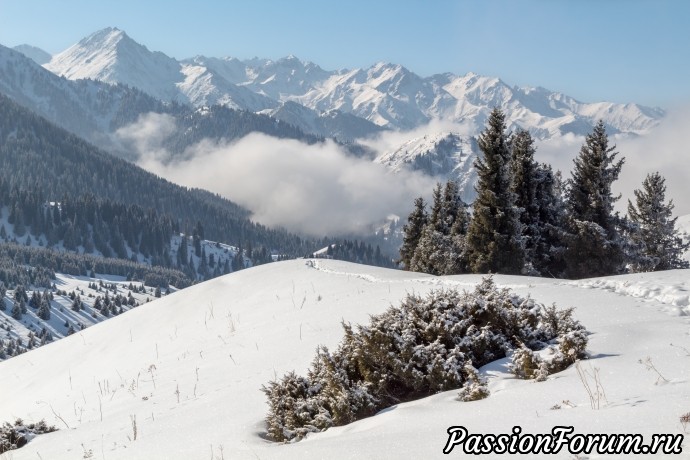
[
  {"x1": 444, "y1": 180, "x2": 471, "y2": 274},
  {"x1": 627, "y1": 172, "x2": 689, "y2": 271},
  {"x1": 565, "y1": 121, "x2": 626, "y2": 279},
  {"x1": 509, "y1": 129, "x2": 544, "y2": 275},
  {"x1": 466, "y1": 108, "x2": 524, "y2": 274},
  {"x1": 11, "y1": 301, "x2": 21, "y2": 320},
  {"x1": 399, "y1": 196, "x2": 428, "y2": 270},
  {"x1": 532, "y1": 164, "x2": 568, "y2": 277},
  {"x1": 409, "y1": 181, "x2": 470, "y2": 275},
  {"x1": 37, "y1": 298, "x2": 50, "y2": 320},
  {"x1": 508, "y1": 130, "x2": 568, "y2": 276}
]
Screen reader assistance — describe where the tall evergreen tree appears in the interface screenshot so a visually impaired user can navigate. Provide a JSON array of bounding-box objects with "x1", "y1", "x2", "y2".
[
  {"x1": 399, "y1": 197, "x2": 428, "y2": 269},
  {"x1": 627, "y1": 172, "x2": 689, "y2": 271},
  {"x1": 565, "y1": 120, "x2": 625, "y2": 278},
  {"x1": 465, "y1": 108, "x2": 524, "y2": 274},
  {"x1": 532, "y1": 164, "x2": 568, "y2": 277},
  {"x1": 11, "y1": 301, "x2": 22, "y2": 320},
  {"x1": 509, "y1": 130, "x2": 567, "y2": 276},
  {"x1": 37, "y1": 298, "x2": 51, "y2": 320},
  {"x1": 510, "y1": 130, "x2": 540, "y2": 273},
  {"x1": 444, "y1": 180, "x2": 471, "y2": 274}
]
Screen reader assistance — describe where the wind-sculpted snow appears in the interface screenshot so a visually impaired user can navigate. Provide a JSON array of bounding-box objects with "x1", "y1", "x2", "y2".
[
  {"x1": 573, "y1": 271, "x2": 690, "y2": 315},
  {"x1": 305, "y1": 259, "x2": 552, "y2": 289}
]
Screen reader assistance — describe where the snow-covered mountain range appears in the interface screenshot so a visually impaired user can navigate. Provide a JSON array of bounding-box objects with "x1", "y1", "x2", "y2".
[{"x1": 42, "y1": 27, "x2": 664, "y2": 140}]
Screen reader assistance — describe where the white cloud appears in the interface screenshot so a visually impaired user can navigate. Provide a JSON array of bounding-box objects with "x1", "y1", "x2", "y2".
[
  {"x1": 115, "y1": 112, "x2": 177, "y2": 163},
  {"x1": 117, "y1": 114, "x2": 437, "y2": 237},
  {"x1": 118, "y1": 108, "x2": 690, "y2": 240}
]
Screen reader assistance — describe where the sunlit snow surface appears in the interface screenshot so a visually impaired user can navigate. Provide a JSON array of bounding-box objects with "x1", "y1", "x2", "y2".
[{"x1": 0, "y1": 260, "x2": 688, "y2": 459}]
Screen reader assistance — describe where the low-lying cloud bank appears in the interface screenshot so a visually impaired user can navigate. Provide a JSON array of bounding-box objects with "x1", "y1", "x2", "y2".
[
  {"x1": 117, "y1": 115, "x2": 436, "y2": 237},
  {"x1": 117, "y1": 106, "x2": 690, "y2": 239}
]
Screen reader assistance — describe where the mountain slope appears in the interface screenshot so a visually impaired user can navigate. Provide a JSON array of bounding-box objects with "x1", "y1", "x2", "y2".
[
  {"x1": 0, "y1": 42, "x2": 169, "y2": 154},
  {"x1": 0, "y1": 260, "x2": 687, "y2": 459},
  {"x1": 45, "y1": 27, "x2": 183, "y2": 103},
  {"x1": 12, "y1": 44, "x2": 51, "y2": 65},
  {"x1": 375, "y1": 132, "x2": 478, "y2": 201},
  {"x1": 266, "y1": 101, "x2": 385, "y2": 142},
  {"x1": 42, "y1": 28, "x2": 665, "y2": 138},
  {"x1": 0, "y1": 92, "x2": 312, "y2": 255}
]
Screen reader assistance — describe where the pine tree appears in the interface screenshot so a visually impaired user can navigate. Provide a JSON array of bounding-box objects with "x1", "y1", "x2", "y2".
[
  {"x1": 399, "y1": 197, "x2": 428, "y2": 269},
  {"x1": 37, "y1": 299, "x2": 50, "y2": 320},
  {"x1": 565, "y1": 120, "x2": 625, "y2": 278},
  {"x1": 71, "y1": 296, "x2": 82, "y2": 312},
  {"x1": 444, "y1": 180, "x2": 471, "y2": 274},
  {"x1": 409, "y1": 181, "x2": 469, "y2": 275},
  {"x1": 408, "y1": 184, "x2": 443, "y2": 275},
  {"x1": 177, "y1": 236, "x2": 188, "y2": 267},
  {"x1": 465, "y1": 108, "x2": 524, "y2": 274},
  {"x1": 11, "y1": 301, "x2": 22, "y2": 320},
  {"x1": 627, "y1": 172, "x2": 689, "y2": 271},
  {"x1": 510, "y1": 130, "x2": 540, "y2": 273},
  {"x1": 532, "y1": 165, "x2": 568, "y2": 277}
]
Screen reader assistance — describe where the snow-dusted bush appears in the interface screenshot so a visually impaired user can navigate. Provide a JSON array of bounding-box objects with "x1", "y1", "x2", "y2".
[
  {"x1": 263, "y1": 277, "x2": 587, "y2": 442},
  {"x1": 0, "y1": 419, "x2": 57, "y2": 454},
  {"x1": 457, "y1": 361, "x2": 489, "y2": 401},
  {"x1": 509, "y1": 344, "x2": 544, "y2": 380},
  {"x1": 262, "y1": 371, "x2": 332, "y2": 442}
]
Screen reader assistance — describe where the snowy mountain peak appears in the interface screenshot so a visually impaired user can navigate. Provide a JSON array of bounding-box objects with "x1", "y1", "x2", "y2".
[
  {"x1": 45, "y1": 27, "x2": 185, "y2": 103},
  {"x1": 72, "y1": 27, "x2": 131, "y2": 54}
]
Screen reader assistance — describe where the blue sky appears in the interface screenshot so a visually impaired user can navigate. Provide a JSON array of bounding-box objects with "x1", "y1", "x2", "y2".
[{"x1": 1, "y1": 0, "x2": 688, "y2": 108}]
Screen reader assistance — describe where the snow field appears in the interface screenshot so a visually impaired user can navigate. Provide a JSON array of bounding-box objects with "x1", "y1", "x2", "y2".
[{"x1": 0, "y1": 260, "x2": 687, "y2": 459}]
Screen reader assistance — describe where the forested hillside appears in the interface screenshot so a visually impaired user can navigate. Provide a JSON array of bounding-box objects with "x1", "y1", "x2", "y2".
[{"x1": 0, "y1": 93, "x2": 313, "y2": 256}]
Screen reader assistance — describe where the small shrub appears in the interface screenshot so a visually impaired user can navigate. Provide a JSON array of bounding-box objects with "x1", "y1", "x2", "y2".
[
  {"x1": 457, "y1": 362, "x2": 489, "y2": 401},
  {"x1": 510, "y1": 345, "x2": 540, "y2": 379},
  {"x1": 0, "y1": 418, "x2": 57, "y2": 453}
]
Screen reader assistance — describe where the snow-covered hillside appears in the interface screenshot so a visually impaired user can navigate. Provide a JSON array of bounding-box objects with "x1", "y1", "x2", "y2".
[
  {"x1": 0, "y1": 260, "x2": 688, "y2": 459},
  {"x1": 43, "y1": 28, "x2": 664, "y2": 139},
  {"x1": 0, "y1": 204, "x2": 242, "y2": 282},
  {"x1": 0, "y1": 273, "x2": 165, "y2": 362}
]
